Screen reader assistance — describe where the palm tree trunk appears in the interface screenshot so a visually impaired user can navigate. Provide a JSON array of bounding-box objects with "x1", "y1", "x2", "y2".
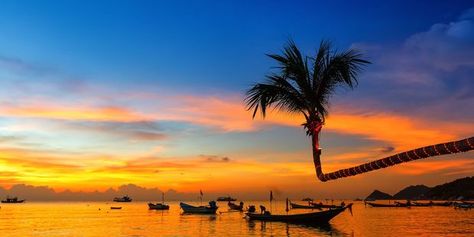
[
  {"x1": 312, "y1": 132, "x2": 326, "y2": 181},
  {"x1": 313, "y1": 136, "x2": 474, "y2": 182}
]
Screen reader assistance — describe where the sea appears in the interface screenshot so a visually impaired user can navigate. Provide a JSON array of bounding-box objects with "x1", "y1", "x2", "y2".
[{"x1": 0, "y1": 201, "x2": 473, "y2": 236}]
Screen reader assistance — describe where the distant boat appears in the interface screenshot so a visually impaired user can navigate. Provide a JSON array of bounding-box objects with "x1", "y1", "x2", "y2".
[
  {"x1": 217, "y1": 196, "x2": 236, "y2": 202},
  {"x1": 110, "y1": 206, "x2": 122, "y2": 210},
  {"x1": 366, "y1": 202, "x2": 409, "y2": 207},
  {"x1": 290, "y1": 202, "x2": 321, "y2": 209},
  {"x1": 301, "y1": 197, "x2": 313, "y2": 202},
  {"x1": 412, "y1": 201, "x2": 433, "y2": 207},
  {"x1": 431, "y1": 201, "x2": 453, "y2": 207},
  {"x1": 149, "y1": 192, "x2": 169, "y2": 210},
  {"x1": 113, "y1": 195, "x2": 132, "y2": 202},
  {"x1": 454, "y1": 202, "x2": 473, "y2": 209},
  {"x1": 148, "y1": 203, "x2": 170, "y2": 210},
  {"x1": 246, "y1": 203, "x2": 352, "y2": 224},
  {"x1": 180, "y1": 201, "x2": 218, "y2": 214},
  {"x1": 1, "y1": 197, "x2": 25, "y2": 203},
  {"x1": 227, "y1": 201, "x2": 244, "y2": 211}
]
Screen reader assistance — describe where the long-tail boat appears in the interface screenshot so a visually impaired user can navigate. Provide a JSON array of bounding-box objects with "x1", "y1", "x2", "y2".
[
  {"x1": 366, "y1": 202, "x2": 409, "y2": 207},
  {"x1": 148, "y1": 203, "x2": 170, "y2": 210},
  {"x1": 431, "y1": 201, "x2": 453, "y2": 207},
  {"x1": 290, "y1": 202, "x2": 321, "y2": 209},
  {"x1": 149, "y1": 193, "x2": 170, "y2": 210},
  {"x1": 454, "y1": 202, "x2": 473, "y2": 209},
  {"x1": 217, "y1": 196, "x2": 237, "y2": 202},
  {"x1": 113, "y1": 195, "x2": 132, "y2": 202},
  {"x1": 246, "y1": 203, "x2": 352, "y2": 224},
  {"x1": 1, "y1": 197, "x2": 25, "y2": 203},
  {"x1": 228, "y1": 201, "x2": 244, "y2": 211},
  {"x1": 412, "y1": 201, "x2": 433, "y2": 207},
  {"x1": 180, "y1": 201, "x2": 218, "y2": 214}
]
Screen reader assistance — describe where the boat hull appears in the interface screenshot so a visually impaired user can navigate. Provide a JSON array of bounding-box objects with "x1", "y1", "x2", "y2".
[
  {"x1": 148, "y1": 203, "x2": 170, "y2": 210},
  {"x1": 1, "y1": 200, "x2": 25, "y2": 203},
  {"x1": 228, "y1": 202, "x2": 243, "y2": 211},
  {"x1": 366, "y1": 202, "x2": 409, "y2": 207},
  {"x1": 246, "y1": 203, "x2": 352, "y2": 224},
  {"x1": 290, "y1": 202, "x2": 321, "y2": 209},
  {"x1": 180, "y1": 202, "x2": 218, "y2": 214}
]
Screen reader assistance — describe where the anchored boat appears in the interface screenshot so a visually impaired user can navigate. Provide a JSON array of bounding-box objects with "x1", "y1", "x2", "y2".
[
  {"x1": 290, "y1": 202, "x2": 321, "y2": 209},
  {"x1": 1, "y1": 197, "x2": 25, "y2": 203},
  {"x1": 217, "y1": 196, "x2": 237, "y2": 202},
  {"x1": 113, "y1": 195, "x2": 132, "y2": 202},
  {"x1": 227, "y1": 201, "x2": 244, "y2": 211},
  {"x1": 246, "y1": 203, "x2": 352, "y2": 224},
  {"x1": 180, "y1": 201, "x2": 218, "y2": 214},
  {"x1": 366, "y1": 202, "x2": 409, "y2": 207},
  {"x1": 148, "y1": 203, "x2": 170, "y2": 210}
]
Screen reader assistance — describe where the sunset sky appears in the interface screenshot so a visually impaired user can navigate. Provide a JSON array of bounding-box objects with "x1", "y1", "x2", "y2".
[{"x1": 0, "y1": 1, "x2": 473, "y2": 199}]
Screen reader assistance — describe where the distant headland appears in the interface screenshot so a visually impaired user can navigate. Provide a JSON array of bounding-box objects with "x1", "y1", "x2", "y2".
[{"x1": 365, "y1": 176, "x2": 474, "y2": 200}]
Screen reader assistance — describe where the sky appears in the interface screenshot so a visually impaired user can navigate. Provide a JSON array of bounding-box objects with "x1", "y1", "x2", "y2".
[{"x1": 0, "y1": 0, "x2": 473, "y2": 200}]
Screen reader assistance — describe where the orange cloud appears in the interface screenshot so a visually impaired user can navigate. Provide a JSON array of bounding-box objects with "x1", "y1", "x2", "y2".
[{"x1": 0, "y1": 103, "x2": 147, "y2": 122}]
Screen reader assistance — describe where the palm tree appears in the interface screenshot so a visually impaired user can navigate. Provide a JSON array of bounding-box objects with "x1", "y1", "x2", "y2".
[{"x1": 245, "y1": 40, "x2": 474, "y2": 182}]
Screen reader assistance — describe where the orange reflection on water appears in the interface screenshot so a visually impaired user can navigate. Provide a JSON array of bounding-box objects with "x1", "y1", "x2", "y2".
[{"x1": 0, "y1": 201, "x2": 472, "y2": 236}]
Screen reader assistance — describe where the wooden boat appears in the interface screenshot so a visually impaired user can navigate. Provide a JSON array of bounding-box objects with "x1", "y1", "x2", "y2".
[
  {"x1": 217, "y1": 196, "x2": 237, "y2": 202},
  {"x1": 148, "y1": 203, "x2": 170, "y2": 210},
  {"x1": 180, "y1": 201, "x2": 218, "y2": 214},
  {"x1": 110, "y1": 206, "x2": 122, "y2": 209},
  {"x1": 454, "y1": 202, "x2": 473, "y2": 209},
  {"x1": 1, "y1": 197, "x2": 25, "y2": 203},
  {"x1": 113, "y1": 195, "x2": 132, "y2": 202},
  {"x1": 290, "y1": 202, "x2": 321, "y2": 209},
  {"x1": 412, "y1": 202, "x2": 432, "y2": 207},
  {"x1": 431, "y1": 201, "x2": 452, "y2": 207},
  {"x1": 366, "y1": 202, "x2": 409, "y2": 207},
  {"x1": 246, "y1": 203, "x2": 352, "y2": 224},
  {"x1": 228, "y1": 201, "x2": 244, "y2": 211}
]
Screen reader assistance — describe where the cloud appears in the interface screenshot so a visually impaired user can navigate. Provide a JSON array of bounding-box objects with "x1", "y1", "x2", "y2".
[
  {"x1": 0, "y1": 102, "x2": 148, "y2": 122},
  {"x1": 62, "y1": 121, "x2": 167, "y2": 141},
  {"x1": 405, "y1": 10, "x2": 474, "y2": 71},
  {"x1": 200, "y1": 154, "x2": 231, "y2": 162},
  {"x1": 0, "y1": 55, "x2": 53, "y2": 76}
]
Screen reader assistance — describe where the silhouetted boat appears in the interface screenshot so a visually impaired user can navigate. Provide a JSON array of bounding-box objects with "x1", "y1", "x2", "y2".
[
  {"x1": 301, "y1": 197, "x2": 313, "y2": 202},
  {"x1": 366, "y1": 202, "x2": 409, "y2": 207},
  {"x1": 148, "y1": 203, "x2": 170, "y2": 210},
  {"x1": 113, "y1": 195, "x2": 132, "y2": 202},
  {"x1": 246, "y1": 203, "x2": 352, "y2": 224},
  {"x1": 1, "y1": 197, "x2": 25, "y2": 203},
  {"x1": 412, "y1": 201, "x2": 433, "y2": 207},
  {"x1": 227, "y1": 201, "x2": 244, "y2": 211},
  {"x1": 180, "y1": 201, "x2": 218, "y2": 214},
  {"x1": 217, "y1": 196, "x2": 236, "y2": 201},
  {"x1": 454, "y1": 202, "x2": 473, "y2": 209},
  {"x1": 290, "y1": 202, "x2": 321, "y2": 209},
  {"x1": 149, "y1": 192, "x2": 169, "y2": 210},
  {"x1": 431, "y1": 201, "x2": 453, "y2": 207},
  {"x1": 110, "y1": 206, "x2": 122, "y2": 209}
]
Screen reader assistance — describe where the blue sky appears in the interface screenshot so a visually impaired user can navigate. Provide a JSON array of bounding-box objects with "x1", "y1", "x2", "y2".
[
  {"x1": 0, "y1": 1, "x2": 473, "y2": 198},
  {"x1": 1, "y1": 0, "x2": 472, "y2": 90}
]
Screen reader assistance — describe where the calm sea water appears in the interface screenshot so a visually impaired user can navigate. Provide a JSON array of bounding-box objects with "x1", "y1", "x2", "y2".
[{"x1": 0, "y1": 201, "x2": 473, "y2": 236}]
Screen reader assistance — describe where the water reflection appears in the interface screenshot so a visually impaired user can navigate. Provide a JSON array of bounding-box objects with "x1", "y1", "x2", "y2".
[{"x1": 0, "y1": 201, "x2": 472, "y2": 236}]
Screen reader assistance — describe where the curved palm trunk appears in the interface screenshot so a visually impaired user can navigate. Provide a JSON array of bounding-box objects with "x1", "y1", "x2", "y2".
[{"x1": 313, "y1": 135, "x2": 474, "y2": 182}]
